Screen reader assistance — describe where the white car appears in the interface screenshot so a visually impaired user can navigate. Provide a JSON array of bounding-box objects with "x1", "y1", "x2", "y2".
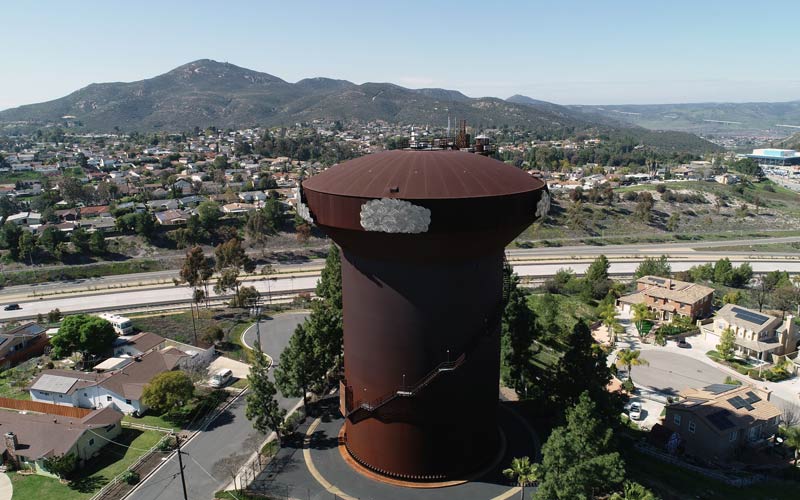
[
  {"x1": 629, "y1": 402, "x2": 642, "y2": 421},
  {"x1": 209, "y1": 368, "x2": 233, "y2": 388}
]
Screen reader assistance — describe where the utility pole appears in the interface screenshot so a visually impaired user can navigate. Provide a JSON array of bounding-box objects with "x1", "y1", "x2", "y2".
[{"x1": 174, "y1": 433, "x2": 188, "y2": 500}]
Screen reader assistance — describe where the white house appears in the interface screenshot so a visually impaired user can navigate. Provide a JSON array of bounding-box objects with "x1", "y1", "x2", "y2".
[{"x1": 29, "y1": 348, "x2": 188, "y2": 415}]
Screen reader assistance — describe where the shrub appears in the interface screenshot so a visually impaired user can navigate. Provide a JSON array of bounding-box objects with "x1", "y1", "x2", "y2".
[
  {"x1": 723, "y1": 376, "x2": 742, "y2": 386},
  {"x1": 747, "y1": 369, "x2": 762, "y2": 380},
  {"x1": 621, "y1": 378, "x2": 635, "y2": 393},
  {"x1": 122, "y1": 470, "x2": 140, "y2": 485}
]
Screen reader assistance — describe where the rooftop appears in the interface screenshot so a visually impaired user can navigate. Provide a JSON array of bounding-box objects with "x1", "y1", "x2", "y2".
[
  {"x1": 0, "y1": 406, "x2": 122, "y2": 460},
  {"x1": 303, "y1": 150, "x2": 544, "y2": 200},
  {"x1": 672, "y1": 384, "x2": 781, "y2": 435}
]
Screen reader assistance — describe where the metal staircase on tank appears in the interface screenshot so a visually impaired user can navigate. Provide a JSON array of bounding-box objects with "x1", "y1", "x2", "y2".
[{"x1": 343, "y1": 299, "x2": 504, "y2": 423}]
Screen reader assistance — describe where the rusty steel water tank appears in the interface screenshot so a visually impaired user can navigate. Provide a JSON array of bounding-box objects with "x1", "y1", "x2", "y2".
[{"x1": 300, "y1": 150, "x2": 548, "y2": 481}]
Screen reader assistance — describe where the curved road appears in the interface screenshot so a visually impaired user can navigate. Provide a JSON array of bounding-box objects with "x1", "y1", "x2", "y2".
[{"x1": 127, "y1": 312, "x2": 309, "y2": 500}]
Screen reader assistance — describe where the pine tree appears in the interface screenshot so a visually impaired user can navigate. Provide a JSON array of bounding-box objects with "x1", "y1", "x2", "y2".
[
  {"x1": 535, "y1": 392, "x2": 626, "y2": 500},
  {"x1": 500, "y1": 263, "x2": 537, "y2": 397},
  {"x1": 245, "y1": 350, "x2": 287, "y2": 443},
  {"x1": 275, "y1": 323, "x2": 323, "y2": 412}
]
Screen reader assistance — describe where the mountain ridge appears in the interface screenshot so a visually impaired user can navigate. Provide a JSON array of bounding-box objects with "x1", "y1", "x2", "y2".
[{"x1": 0, "y1": 59, "x2": 720, "y2": 152}]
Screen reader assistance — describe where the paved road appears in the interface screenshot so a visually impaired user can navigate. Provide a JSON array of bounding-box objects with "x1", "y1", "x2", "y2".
[
  {"x1": 5, "y1": 257, "x2": 800, "y2": 322},
  {"x1": 128, "y1": 392, "x2": 259, "y2": 500},
  {"x1": 3, "y1": 235, "x2": 799, "y2": 300},
  {"x1": 630, "y1": 350, "x2": 729, "y2": 397},
  {"x1": 242, "y1": 312, "x2": 311, "y2": 412},
  {"x1": 128, "y1": 313, "x2": 308, "y2": 500},
  {"x1": 0, "y1": 275, "x2": 320, "y2": 321}
]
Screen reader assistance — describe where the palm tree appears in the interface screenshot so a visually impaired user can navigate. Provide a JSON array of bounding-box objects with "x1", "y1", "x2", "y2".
[
  {"x1": 631, "y1": 303, "x2": 654, "y2": 336},
  {"x1": 598, "y1": 303, "x2": 622, "y2": 346},
  {"x1": 783, "y1": 426, "x2": 800, "y2": 466},
  {"x1": 616, "y1": 348, "x2": 649, "y2": 384},
  {"x1": 502, "y1": 456, "x2": 540, "y2": 499}
]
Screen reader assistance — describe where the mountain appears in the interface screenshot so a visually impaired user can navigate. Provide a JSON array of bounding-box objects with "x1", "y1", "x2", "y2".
[
  {"x1": 567, "y1": 101, "x2": 800, "y2": 136},
  {"x1": 0, "y1": 60, "x2": 720, "y2": 152}
]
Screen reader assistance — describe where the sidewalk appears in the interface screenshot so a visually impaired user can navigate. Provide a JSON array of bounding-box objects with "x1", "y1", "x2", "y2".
[{"x1": 0, "y1": 473, "x2": 12, "y2": 500}]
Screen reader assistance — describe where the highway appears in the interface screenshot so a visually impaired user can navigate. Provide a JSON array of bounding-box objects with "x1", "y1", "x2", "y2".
[{"x1": 1, "y1": 238, "x2": 799, "y2": 323}]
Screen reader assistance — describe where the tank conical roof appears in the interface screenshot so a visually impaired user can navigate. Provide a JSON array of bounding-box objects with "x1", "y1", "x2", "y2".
[{"x1": 302, "y1": 150, "x2": 544, "y2": 200}]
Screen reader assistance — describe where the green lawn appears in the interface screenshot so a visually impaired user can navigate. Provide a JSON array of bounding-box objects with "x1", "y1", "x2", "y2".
[
  {"x1": 527, "y1": 293, "x2": 598, "y2": 333},
  {"x1": 122, "y1": 413, "x2": 176, "y2": 431},
  {"x1": 9, "y1": 428, "x2": 162, "y2": 500}
]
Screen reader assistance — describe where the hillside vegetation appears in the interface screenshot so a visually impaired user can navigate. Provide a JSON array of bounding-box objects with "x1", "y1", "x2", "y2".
[{"x1": 0, "y1": 60, "x2": 719, "y2": 153}]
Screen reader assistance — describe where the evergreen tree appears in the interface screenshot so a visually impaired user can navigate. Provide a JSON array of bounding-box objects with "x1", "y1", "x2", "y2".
[
  {"x1": 535, "y1": 392, "x2": 626, "y2": 500},
  {"x1": 634, "y1": 255, "x2": 671, "y2": 279},
  {"x1": 275, "y1": 323, "x2": 323, "y2": 412},
  {"x1": 316, "y1": 244, "x2": 342, "y2": 309},
  {"x1": 713, "y1": 258, "x2": 734, "y2": 286},
  {"x1": 141, "y1": 371, "x2": 195, "y2": 415},
  {"x1": 584, "y1": 255, "x2": 610, "y2": 300},
  {"x1": 245, "y1": 350, "x2": 287, "y2": 443},
  {"x1": 500, "y1": 262, "x2": 537, "y2": 396},
  {"x1": 551, "y1": 322, "x2": 618, "y2": 425}
]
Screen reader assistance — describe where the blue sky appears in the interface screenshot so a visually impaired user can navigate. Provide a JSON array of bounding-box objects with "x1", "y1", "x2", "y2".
[{"x1": 2, "y1": 0, "x2": 799, "y2": 110}]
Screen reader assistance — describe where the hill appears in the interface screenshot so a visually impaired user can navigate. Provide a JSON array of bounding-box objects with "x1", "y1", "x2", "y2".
[
  {"x1": 0, "y1": 60, "x2": 720, "y2": 152},
  {"x1": 567, "y1": 100, "x2": 800, "y2": 136}
]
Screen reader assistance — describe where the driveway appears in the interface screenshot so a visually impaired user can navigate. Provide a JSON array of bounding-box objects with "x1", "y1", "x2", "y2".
[
  {"x1": 128, "y1": 312, "x2": 310, "y2": 500},
  {"x1": 207, "y1": 356, "x2": 251, "y2": 380}
]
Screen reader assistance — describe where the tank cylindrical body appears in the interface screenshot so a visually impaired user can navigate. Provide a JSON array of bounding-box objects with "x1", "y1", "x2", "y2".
[{"x1": 301, "y1": 150, "x2": 548, "y2": 480}]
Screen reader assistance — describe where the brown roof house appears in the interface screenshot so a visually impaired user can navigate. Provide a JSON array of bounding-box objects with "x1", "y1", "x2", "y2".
[
  {"x1": 29, "y1": 348, "x2": 188, "y2": 415},
  {"x1": 1, "y1": 406, "x2": 123, "y2": 476},
  {"x1": 617, "y1": 276, "x2": 714, "y2": 322},
  {"x1": 663, "y1": 384, "x2": 781, "y2": 463},
  {"x1": 0, "y1": 323, "x2": 49, "y2": 370},
  {"x1": 701, "y1": 304, "x2": 798, "y2": 362}
]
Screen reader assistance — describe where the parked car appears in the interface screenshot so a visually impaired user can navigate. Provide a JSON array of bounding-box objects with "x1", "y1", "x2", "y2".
[
  {"x1": 676, "y1": 339, "x2": 691, "y2": 349},
  {"x1": 3, "y1": 304, "x2": 21, "y2": 311},
  {"x1": 209, "y1": 368, "x2": 233, "y2": 388},
  {"x1": 629, "y1": 402, "x2": 642, "y2": 421}
]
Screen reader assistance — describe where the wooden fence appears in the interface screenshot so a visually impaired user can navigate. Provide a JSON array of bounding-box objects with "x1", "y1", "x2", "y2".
[{"x1": 0, "y1": 397, "x2": 92, "y2": 418}]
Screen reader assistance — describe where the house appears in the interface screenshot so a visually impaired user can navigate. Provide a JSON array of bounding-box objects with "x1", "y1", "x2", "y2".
[
  {"x1": 617, "y1": 276, "x2": 715, "y2": 321},
  {"x1": 663, "y1": 384, "x2": 780, "y2": 462},
  {"x1": 29, "y1": 348, "x2": 188, "y2": 415},
  {"x1": 155, "y1": 209, "x2": 189, "y2": 226},
  {"x1": 146, "y1": 199, "x2": 180, "y2": 211},
  {"x1": 5, "y1": 211, "x2": 42, "y2": 227},
  {"x1": 222, "y1": 203, "x2": 256, "y2": 215},
  {"x1": 113, "y1": 333, "x2": 214, "y2": 369},
  {"x1": 1, "y1": 406, "x2": 123, "y2": 476},
  {"x1": 238, "y1": 191, "x2": 267, "y2": 203},
  {"x1": 79, "y1": 205, "x2": 111, "y2": 219},
  {"x1": 113, "y1": 332, "x2": 167, "y2": 357},
  {"x1": 0, "y1": 323, "x2": 49, "y2": 370},
  {"x1": 702, "y1": 304, "x2": 798, "y2": 362}
]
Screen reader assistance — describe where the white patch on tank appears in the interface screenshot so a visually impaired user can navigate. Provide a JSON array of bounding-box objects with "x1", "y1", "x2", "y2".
[
  {"x1": 294, "y1": 187, "x2": 314, "y2": 223},
  {"x1": 535, "y1": 190, "x2": 551, "y2": 219},
  {"x1": 360, "y1": 198, "x2": 431, "y2": 234}
]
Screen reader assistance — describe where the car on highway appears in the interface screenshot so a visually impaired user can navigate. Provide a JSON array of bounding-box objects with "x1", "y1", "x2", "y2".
[
  {"x1": 3, "y1": 304, "x2": 21, "y2": 311},
  {"x1": 628, "y1": 402, "x2": 642, "y2": 421}
]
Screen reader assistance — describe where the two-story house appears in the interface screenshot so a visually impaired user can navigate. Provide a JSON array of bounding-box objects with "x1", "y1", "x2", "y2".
[
  {"x1": 0, "y1": 323, "x2": 49, "y2": 370},
  {"x1": 617, "y1": 276, "x2": 715, "y2": 321},
  {"x1": 663, "y1": 384, "x2": 781, "y2": 462},
  {"x1": 703, "y1": 304, "x2": 798, "y2": 362}
]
